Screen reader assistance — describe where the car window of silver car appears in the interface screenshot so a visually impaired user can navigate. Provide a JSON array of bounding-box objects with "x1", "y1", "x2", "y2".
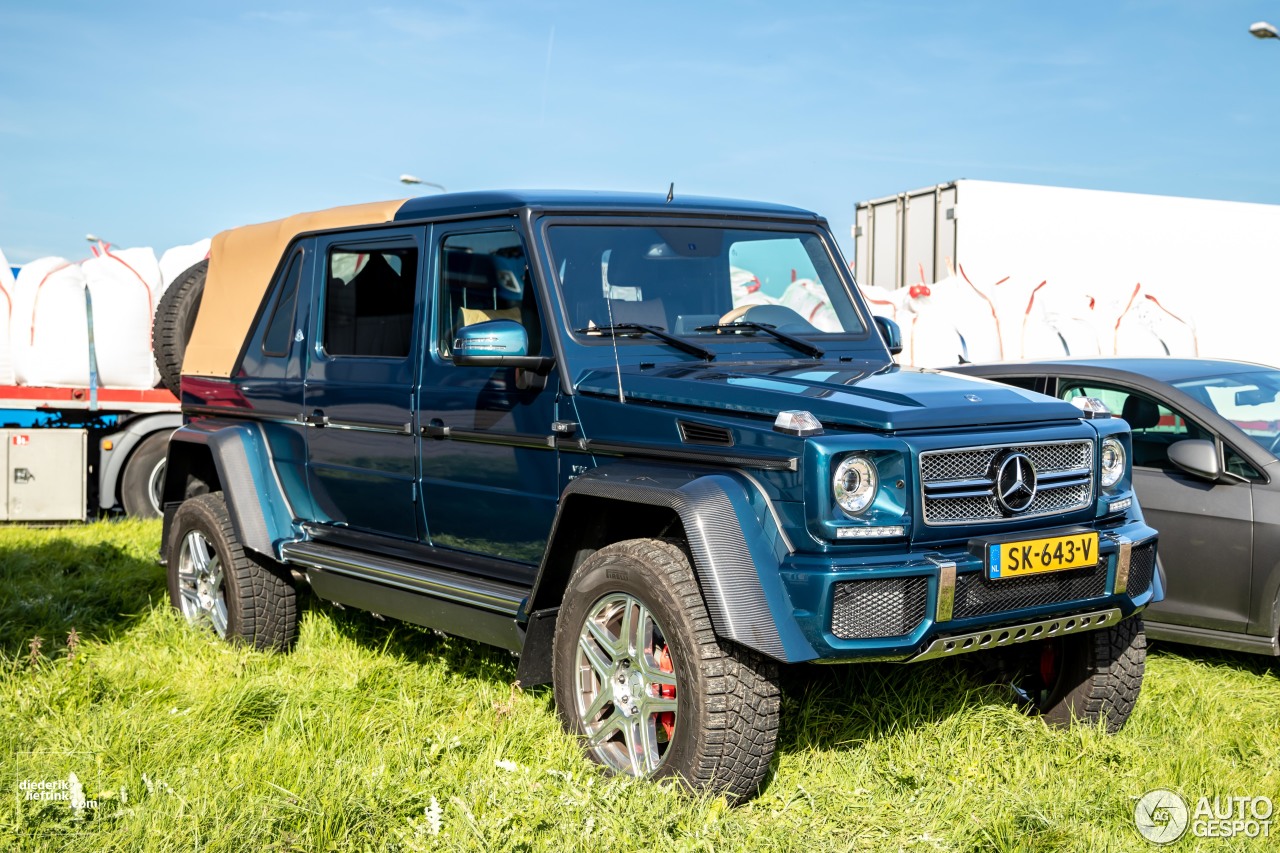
[{"x1": 1059, "y1": 382, "x2": 1260, "y2": 479}]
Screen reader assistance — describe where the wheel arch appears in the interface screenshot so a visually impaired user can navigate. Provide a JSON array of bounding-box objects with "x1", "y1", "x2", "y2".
[
  {"x1": 98, "y1": 413, "x2": 183, "y2": 511},
  {"x1": 160, "y1": 419, "x2": 297, "y2": 565},
  {"x1": 516, "y1": 463, "x2": 815, "y2": 686}
]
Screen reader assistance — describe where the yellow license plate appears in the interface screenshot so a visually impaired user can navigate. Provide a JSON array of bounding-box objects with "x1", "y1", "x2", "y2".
[{"x1": 988, "y1": 532, "x2": 1099, "y2": 580}]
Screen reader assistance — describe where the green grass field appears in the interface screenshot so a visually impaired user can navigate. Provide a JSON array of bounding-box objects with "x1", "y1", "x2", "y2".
[{"x1": 1, "y1": 520, "x2": 1278, "y2": 851}]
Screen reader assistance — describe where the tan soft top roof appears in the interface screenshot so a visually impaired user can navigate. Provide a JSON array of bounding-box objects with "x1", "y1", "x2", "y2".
[{"x1": 183, "y1": 199, "x2": 407, "y2": 378}]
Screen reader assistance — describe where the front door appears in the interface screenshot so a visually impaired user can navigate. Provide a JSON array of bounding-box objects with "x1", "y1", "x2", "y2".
[
  {"x1": 303, "y1": 228, "x2": 423, "y2": 540},
  {"x1": 1058, "y1": 379, "x2": 1254, "y2": 633},
  {"x1": 418, "y1": 219, "x2": 560, "y2": 576}
]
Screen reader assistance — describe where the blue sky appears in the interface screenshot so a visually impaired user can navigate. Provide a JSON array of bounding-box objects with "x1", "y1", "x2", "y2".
[{"x1": 2, "y1": 1, "x2": 1278, "y2": 264}]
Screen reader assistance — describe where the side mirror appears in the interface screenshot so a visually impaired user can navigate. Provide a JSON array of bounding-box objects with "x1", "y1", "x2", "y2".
[
  {"x1": 873, "y1": 315, "x2": 902, "y2": 356},
  {"x1": 452, "y1": 319, "x2": 553, "y2": 371},
  {"x1": 1168, "y1": 439, "x2": 1221, "y2": 482}
]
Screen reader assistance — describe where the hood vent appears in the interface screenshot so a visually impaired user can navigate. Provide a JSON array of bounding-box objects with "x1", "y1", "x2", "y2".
[{"x1": 677, "y1": 420, "x2": 734, "y2": 447}]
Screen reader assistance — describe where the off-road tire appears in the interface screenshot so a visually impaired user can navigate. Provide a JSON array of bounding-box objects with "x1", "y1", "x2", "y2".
[
  {"x1": 1032, "y1": 615, "x2": 1145, "y2": 733},
  {"x1": 119, "y1": 430, "x2": 169, "y2": 518},
  {"x1": 153, "y1": 259, "x2": 207, "y2": 396},
  {"x1": 552, "y1": 538, "x2": 781, "y2": 802},
  {"x1": 167, "y1": 492, "x2": 298, "y2": 651}
]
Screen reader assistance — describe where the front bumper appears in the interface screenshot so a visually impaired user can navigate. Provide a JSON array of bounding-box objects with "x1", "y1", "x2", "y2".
[{"x1": 779, "y1": 520, "x2": 1159, "y2": 662}]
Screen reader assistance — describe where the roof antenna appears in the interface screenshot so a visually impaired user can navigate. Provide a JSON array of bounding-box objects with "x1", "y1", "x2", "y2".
[{"x1": 665, "y1": 182, "x2": 674, "y2": 203}]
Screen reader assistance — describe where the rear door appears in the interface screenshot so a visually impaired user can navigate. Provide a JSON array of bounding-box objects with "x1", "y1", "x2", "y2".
[
  {"x1": 303, "y1": 227, "x2": 424, "y2": 540},
  {"x1": 234, "y1": 241, "x2": 313, "y2": 519}
]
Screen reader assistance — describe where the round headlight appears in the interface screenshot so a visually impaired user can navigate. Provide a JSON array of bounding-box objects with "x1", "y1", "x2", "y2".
[
  {"x1": 833, "y1": 454, "x2": 877, "y2": 515},
  {"x1": 1100, "y1": 437, "x2": 1126, "y2": 489}
]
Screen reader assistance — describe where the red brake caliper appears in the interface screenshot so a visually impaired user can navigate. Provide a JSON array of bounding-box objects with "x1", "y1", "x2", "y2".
[
  {"x1": 1039, "y1": 644, "x2": 1057, "y2": 686},
  {"x1": 655, "y1": 645, "x2": 676, "y2": 740}
]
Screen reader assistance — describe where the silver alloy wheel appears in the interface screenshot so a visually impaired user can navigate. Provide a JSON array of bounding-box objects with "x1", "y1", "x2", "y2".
[
  {"x1": 176, "y1": 530, "x2": 228, "y2": 637},
  {"x1": 574, "y1": 592, "x2": 679, "y2": 777},
  {"x1": 147, "y1": 458, "x2": 166, "y2": 516}
]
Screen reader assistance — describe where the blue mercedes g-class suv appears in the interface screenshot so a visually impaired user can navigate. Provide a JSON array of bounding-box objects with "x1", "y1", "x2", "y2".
[{"x1": 157, "y1": 191, "x2": 1159, "y2": 801}]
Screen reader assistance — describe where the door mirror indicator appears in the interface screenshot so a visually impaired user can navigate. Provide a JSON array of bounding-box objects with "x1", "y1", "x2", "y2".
[{"x1": 453, "y1": 319, "x2": 554, "y2": 373}]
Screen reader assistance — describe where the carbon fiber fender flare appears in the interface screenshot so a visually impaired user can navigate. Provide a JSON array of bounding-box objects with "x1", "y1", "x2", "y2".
[
  {"x1": 528, "y1": 463, "x2": 817, "y2": 664},
  {"x1": 160, "y1": 418, "x2": 297, "y2": 562}
]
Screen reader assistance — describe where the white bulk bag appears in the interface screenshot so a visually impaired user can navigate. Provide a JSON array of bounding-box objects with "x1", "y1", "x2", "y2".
[
  {"x1": 0, "y1": 248, "x2": 15, "y2": 384},
  {"x1": 158, "y1": 238, "x2": 211, "y2": 293},
  {"x1": 1114, "y1": 288, "x2": 1198, "y2": 357},
  {"x1": 82, "y1": 247, "x2": 163, "y2": 388},
  {"x1": 12, "y1": 258, "x2": 91, "y2": 386},
  {"x1": 730, "y1": 266, "x2": 779, "y2": 309},
  {"x1": 857, "y1": 282, "x2": 905, "y2": 322},
  {"x1": 779, "y1": 278, "x2": 841, "y2": 331},
  {"x1": 896, "y1": 274, "x2": 1003, "y2": 367}
]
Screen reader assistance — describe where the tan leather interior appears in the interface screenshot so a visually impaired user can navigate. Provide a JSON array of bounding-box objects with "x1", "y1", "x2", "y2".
[{"x1": 459, "y1": 306, "x2": 521, "y2": 327}]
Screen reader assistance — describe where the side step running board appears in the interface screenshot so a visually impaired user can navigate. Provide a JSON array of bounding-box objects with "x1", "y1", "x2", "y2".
[{"x1": 281, "y1": 540, "x2": 527, "y2": 616}]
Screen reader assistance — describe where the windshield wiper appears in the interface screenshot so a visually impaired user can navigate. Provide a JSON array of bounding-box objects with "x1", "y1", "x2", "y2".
[
  {"x1": 694, "y1": 321, "x2": 825, "y2": 359},
  {"x1": 574, "y1": 323, "x2": 716, "y2": 362}
]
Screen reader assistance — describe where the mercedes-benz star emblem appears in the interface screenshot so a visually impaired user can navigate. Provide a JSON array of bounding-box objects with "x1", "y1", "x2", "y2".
[{"x1": 995, "y1": 451, "x2": 1037, "y2": 514}]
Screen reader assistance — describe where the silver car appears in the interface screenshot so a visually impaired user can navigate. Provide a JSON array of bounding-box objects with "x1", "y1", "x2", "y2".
[{"x1": 952, "y1": 358, "x2": 1280, "y2": 655}]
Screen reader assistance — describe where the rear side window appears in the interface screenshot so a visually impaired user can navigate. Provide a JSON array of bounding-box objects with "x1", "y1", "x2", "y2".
[
  {"x1": 262, "y1": 251, "x2": 303, "y2": 357},
  {"x1": 323, "y1": 245, "x2": 418, "y2": 358}
]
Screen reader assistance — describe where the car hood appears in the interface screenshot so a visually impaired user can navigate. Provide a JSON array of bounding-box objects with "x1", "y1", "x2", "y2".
[{"x1": 574, "y1": 361, "x2": 1083, "y2": 431}]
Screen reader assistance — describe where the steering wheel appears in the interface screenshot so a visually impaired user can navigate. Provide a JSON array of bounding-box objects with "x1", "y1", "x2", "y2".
[
  {"x1": 717, "y1": 304, "x2": 756, "y2": 325},
  {"x1": 716, "y1": 304, "x2": 815, "y2": 331}
]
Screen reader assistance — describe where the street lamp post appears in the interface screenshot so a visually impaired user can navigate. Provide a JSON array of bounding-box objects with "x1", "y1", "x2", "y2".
[
  {"x1": 399, "y1": 174, "x2": 447, "y2": 192},
  {"x1": 1249, "y1": 21, "x2": 1279, "y2": 40}
]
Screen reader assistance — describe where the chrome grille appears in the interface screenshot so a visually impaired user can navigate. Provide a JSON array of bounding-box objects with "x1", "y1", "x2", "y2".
[{"x1": 920, "y1": 440, "x2": 1094, "y2": 526}]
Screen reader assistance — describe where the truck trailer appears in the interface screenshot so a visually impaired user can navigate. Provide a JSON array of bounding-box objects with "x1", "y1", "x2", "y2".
[
  {"x1": 0, "y1": 386, "x2": 179, "y2": 522},
  {"x1": 0, "y1": 242, "x2": 191, "y2": 522}
]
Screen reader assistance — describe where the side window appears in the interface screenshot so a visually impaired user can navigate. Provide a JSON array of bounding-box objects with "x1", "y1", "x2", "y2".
[
  {"x1": 323, "y1": 244, "x2": 418, "y2": 358},
  {"x1": 262, "y1": 251, "x2": 303, "y2": 357},
  {"x1": 438, "y1": 231, "x2": 539, "y2": 357},
  {"x1": 1060, "y1": 382, "x2": 1208, "y2": 470},
  {"x1": 1224, "y1": 446, "x2": 1262, "y2": 480}
]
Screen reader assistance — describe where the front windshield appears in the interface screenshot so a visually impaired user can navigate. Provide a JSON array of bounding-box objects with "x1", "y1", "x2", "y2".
[
  {"x1": 546, "y1": 223, "x2": 867, "y2": 343},
  {"x1": 1172, "y1": 369, "x2": 1280, "y2": 454}
]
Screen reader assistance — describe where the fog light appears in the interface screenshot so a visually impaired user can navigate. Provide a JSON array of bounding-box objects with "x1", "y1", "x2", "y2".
[{"x1": 1108, "y1": 497, "x2": 1132, "y2": 514}]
